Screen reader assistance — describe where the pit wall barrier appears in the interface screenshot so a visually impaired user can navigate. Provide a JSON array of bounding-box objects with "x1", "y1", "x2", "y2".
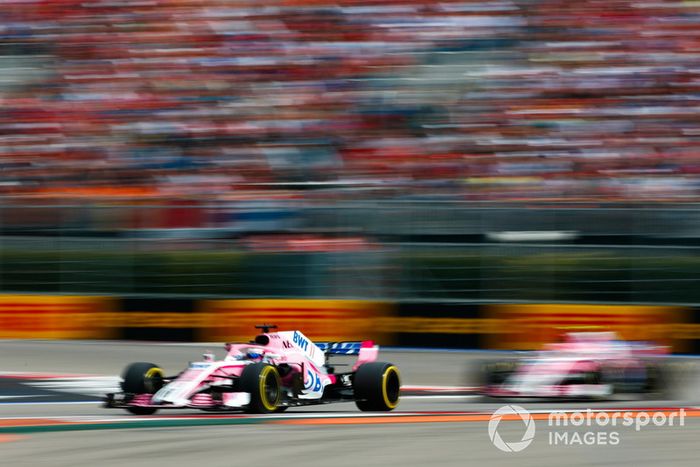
[
  {"x1": 118, "y1": 297, "x2": 199, "y2": 342},
  {"x1": 483, "y1": 304, "x2": 685, "y2": 351},
  {"x1": 0, "y1": 295, "x2": 394, "y2": 345},
  {"x1": 394, "y1": 303, "x2": 698, "y2": 353},
  {"x1": 3, "y1": 294, "x2": 700, "y2": 353},
  {"x1": 0, "y1": 295, "x2": 117, "y2": 339},
  {"x1": 199, "y1": 299, "x2": 394, "y2": 344}
]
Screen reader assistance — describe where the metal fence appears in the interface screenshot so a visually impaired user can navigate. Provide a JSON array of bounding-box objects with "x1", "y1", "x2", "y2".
[
  {"x1": 393, "y1": 242, "x2": 700, "y2": 304},
  {"x1": 1, "y1": 202, "x2": 700, "y2": 303},
  {"x1": 3, "y1": 201, "x2": 700, "y2": 238}
]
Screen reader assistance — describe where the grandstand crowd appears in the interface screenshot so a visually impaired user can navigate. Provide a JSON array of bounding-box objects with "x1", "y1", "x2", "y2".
[{"x1": 1, "y1": 0, "x2": 700, "y2": 203}]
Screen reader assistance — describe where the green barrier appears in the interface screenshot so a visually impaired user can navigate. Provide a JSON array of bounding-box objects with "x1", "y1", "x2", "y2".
[{"x1": 2, "y1": 247, "x2": 700, "y2": 304}]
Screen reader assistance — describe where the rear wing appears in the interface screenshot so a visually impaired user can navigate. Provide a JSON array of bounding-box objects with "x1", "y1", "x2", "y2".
[{"x1": 316, "y1": 341, "x2": 374, "y2": 356}]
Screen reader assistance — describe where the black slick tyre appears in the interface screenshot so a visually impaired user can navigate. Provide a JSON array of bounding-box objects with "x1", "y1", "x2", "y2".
[
  {"x1": 353, "y1": 362, "x2": 400, "y2": 411},
  {"x1": 240, "y1": 363, "x2": 282, "y2": 414},
  {"x1": 121, "y1": 362, "x2": 164, "y2": 394},
  {"x1": 120, "y1": 362, "x2": 164, "y2": 415}
]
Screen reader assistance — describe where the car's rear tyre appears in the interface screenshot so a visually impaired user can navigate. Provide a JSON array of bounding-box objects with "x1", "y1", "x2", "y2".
[
  {"x1": 563, "y1": 370, "x2": 601, "y2": 386},
  {"x1": 353, "y1": 362, "x2": 400, "y2": 411},
  {"x1": 121, "y1": 362, "x2": 165, "y2": 394},
  {"x1": 240, "y1": 363, "x2": 282, "y2": 414}
]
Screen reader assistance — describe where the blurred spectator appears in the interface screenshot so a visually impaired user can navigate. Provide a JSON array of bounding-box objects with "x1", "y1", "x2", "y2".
[{"x1": 0, "y1": 0, "x2": 699, "y2": 203}]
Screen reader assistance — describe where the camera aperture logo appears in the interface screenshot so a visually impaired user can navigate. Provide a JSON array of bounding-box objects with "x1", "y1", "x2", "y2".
[{"x1": 488, "y1": 405, "x2": 536, "y2": 452}]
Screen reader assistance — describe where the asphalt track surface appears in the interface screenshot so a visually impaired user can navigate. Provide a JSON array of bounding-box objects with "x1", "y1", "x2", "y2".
[{"x1": 1, "y1": 340, "x2": 700, "y2": 467}]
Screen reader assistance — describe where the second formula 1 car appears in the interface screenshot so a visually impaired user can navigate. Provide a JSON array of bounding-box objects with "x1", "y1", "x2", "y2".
[{"x1": 481, "y1": 332, "x2": 668, "y2": 399}]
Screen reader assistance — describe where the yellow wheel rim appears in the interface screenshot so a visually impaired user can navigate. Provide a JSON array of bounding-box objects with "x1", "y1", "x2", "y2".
[
  {"x1": 259, "y1": 366, "x2": 281, "y2": 411},
  {"x1": 381, "y1": 366, "x2": 400, "y2": 409},
  {"x1": 144, "y1": 367, "x2": 164, "y2": 393}
]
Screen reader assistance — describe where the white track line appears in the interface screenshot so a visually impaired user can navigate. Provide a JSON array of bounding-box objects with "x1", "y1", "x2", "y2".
[
  {"x1": 402, "y1": 385, "x2": 477, "y2": 391},
  {"x1": 0, "y1": 395, "x2": 46, "y2": 400},
  {"x1": 0, "y1": 401, "x2": 100, "y2": 406},
  {"x1": 401, "y1": 395, "x2": 481, "y2": 400}
]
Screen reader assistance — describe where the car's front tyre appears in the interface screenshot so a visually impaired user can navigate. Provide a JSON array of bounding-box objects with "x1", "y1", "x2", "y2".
[
  {"x1": 121, "y1": 362, "x2": 164, "y2": 415},
  {"x1": 240, "y1": 363, "x2": 282, "y2": 414}
]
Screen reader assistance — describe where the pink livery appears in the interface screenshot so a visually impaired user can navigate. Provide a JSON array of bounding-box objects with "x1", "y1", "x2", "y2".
[
  {"x1": 481, "y1": 332, "x2": 669, "y2": 399},
  {"x1": 105, "y1": 325, "x2": 400, "y2": 414}
]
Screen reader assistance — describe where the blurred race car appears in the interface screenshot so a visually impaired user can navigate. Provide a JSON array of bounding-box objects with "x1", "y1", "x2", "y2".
[
  {"x1": 481, "y1": 332, "x2": 668, "y2": 399},
  {"x1": 104, "y1": 325, "x2": 400, "y2": 414}
]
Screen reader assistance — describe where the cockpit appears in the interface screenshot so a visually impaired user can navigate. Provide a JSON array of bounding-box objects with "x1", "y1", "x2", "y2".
[{"x1": 225, "y1": 346, "x2": 267, "y2": 362}]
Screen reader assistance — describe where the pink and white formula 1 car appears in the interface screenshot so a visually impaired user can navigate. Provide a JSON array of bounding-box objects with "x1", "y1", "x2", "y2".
[
  {"x1": 104, "y1": 325, "x2": 400, "y2": 414},
  {"x1": 481, "y1": 332, "x2": 668, "y2": 399}
]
